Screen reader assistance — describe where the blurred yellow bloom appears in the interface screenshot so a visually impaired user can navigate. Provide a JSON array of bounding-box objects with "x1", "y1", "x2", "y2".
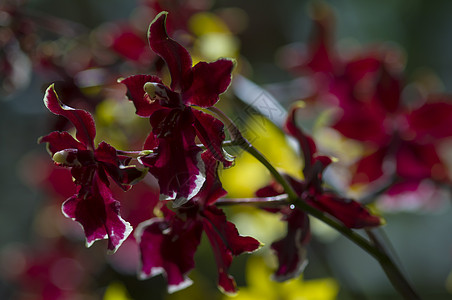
[
  {"x1": 223, "y1": 256, "x2": 339, "y2": 300},
  {"x1": 189, "y1": 12, "x2": 230, "y2": 35},
  {"x1": 221, "y1": 115, "x2": 302, "y2": 198},
  {"x1": 94, "y1": 98, "x2": 148, "y2": 149},
  {"x1": 189, "y1": 12, "x2": 240, "y2": 61},
  {"x1": 230, "y1": 207, "x2": 286, "y2": 247},
  {"x1": 103, "y1": 281, "x2": 133, "y2": 300}
]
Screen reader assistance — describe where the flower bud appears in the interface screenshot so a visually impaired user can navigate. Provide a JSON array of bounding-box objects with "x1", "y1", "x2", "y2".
[
  {"x1": 144, "y1": 82, "x2": 168, "y2": 101},
  {"x1": 52, "y1": 149, "x2": 82, "y2": 167}
]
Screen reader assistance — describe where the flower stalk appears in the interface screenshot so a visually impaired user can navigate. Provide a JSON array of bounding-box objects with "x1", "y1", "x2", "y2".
[
  {"x1": 210, "y1": 105, "x2": 421, "y2": 300},
  {"x1": 249, "y1": 143, "x2": 420, "y2": 299}
]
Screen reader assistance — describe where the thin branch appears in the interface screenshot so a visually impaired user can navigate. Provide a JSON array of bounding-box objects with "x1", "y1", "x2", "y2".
[
  {"x1": 209, "y1": 105, "x2": 422, "y2": 300},
  {"x1": 216, "y1": 194, "x2": 290, "y2": 207}
]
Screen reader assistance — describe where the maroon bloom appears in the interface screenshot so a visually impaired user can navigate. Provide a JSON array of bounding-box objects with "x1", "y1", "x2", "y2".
[
  {"x1": 135, "y1": 153, "x2": 260, "y2": 294},
  {"x1": 121, "y1": 12, "x2": 234, "y2": 205},
  {"x1": 39, "y1": 85, "x2": 147, "y2": 253},
  {"x1": 256, "y1": 105, "x2": 381, "y2": 281},
  {"x1": 106, "y1": 23, "x2": 152, "y2": 63},
  {"x1": 331, "y1": 67, "x2": 452, "y2": 193},
  {"x1": 289, "y1": 3, "x2": 452, "y2": 209},
  {"x1": 285, "y1": 105, "x2": 381, "y2": 228}
]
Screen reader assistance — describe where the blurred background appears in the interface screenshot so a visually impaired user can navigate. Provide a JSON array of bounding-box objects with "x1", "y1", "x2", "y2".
[{"x1": 2, "y1": 0, "x2": 452, "y2": 299}]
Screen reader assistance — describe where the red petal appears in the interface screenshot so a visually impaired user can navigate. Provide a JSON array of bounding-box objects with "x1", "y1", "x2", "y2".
[
  {"x1": 39, "y1": 131, "x2": 85, "y2": 156},
  {"x1": 192, "y1": 152, "x2": 227, "y2": 206},
  {"x1": 95, "y1": 142, "x2": 147, "y2": 190},
  {"x1": 43, "y1": 85, "x2": 96, "y2": 150},
  {"x1": 148, "y1": 12, "x2": 193, "y2": 92},
  {"x1": 304, "y1": 3, "x2": 335, "y2": 73},
  {"x1": 183, "y1": 59, "x2": 234, "y2": 107},
  {"x1": 141, "y1": 109, "x2": 205, "y2": 204},
  {"x1": 110, "y1": 26, "x2": 149, "y2": 61},
  {"x1": 120, "y1": 75, "x2": 164, "y2": 117},
  {"x1": 284, "y1": 106, "x2": 318, "y2": 173},
  {"x1": 271, "y1": 208, "x2": 310, "y2": 281},
  {"x1": 405, "y1": 100, "x2": 452, "y2": 141},
  {"x1": 309, "y1": 194, "x2": 381, "y2": 228},
  {"x1": 61, "y1": 173, "x2": 132, "y2": 253},
  {"x1": 396, "y1": 141, "x2": 448, "y2": 181},
  {"x1": 332, "y1": 102, "x2": 389, "y2": 144},
  {"x1": 351, "y1": 147, "x2": 388, "y2": 184},
  {"x1": 192, "y1": 109, "x2": 234, "y2": 168},
  {"x1": 135, "y1": 215, "x2": 203, "y2": 293},
  {"x1": 375, "y1": 65, "x2": 401, "y2": 113},
  {"x1": 344, "y1": 56, "x2": 381, "y2": 87},
  {"x1": 202, "y1": 206, "x2": 260, "y2": 293}
]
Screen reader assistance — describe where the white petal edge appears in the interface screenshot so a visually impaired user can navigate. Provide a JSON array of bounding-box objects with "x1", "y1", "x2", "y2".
[
  {"x1": 61, "y1": 197, "x2": 133, "y2": 253},
  {"x1": 172, "y1": 151, "x2": 206, "y2": 208},
  {"x1": 135, "y1": 217, "x2": 165, "y2": 280},
  {"x1": 167, "y1": 277, "x2": 193, "y2": 294}
]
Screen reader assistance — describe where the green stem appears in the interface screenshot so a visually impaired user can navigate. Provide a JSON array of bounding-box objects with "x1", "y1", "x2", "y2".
[
  {"x1": 216, "y1": 194, "x2": 290, "y2": 207},
  {"x1": 209, "y1": 106, "x2": 421, "y2": 299},
  {"x1": 250, "y1": 143, "x2": 420, "y2": 299},
  {"x1": 366, "y1": 229, "x2": 421, "y2": 300},
  {"x1": 116, "y1": 149, "x2": 153, "y2": 158},
  {"x1": 250, "y1": 145, "x2": 420, "y2": 299}
]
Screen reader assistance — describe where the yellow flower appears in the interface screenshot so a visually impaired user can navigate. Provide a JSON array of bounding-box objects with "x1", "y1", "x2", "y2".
[
  {"x1": 189, "y1": 12, "x2": 240, "y2": 62},
  {"x1": 221, "y1": 115, "x2": 302, "y2": 198},
  {"x1": 223, "y1": 256, "x2": 339, "y2": 300},
  {"x1": 103, "y1": 281, "x2": 133, "y2": 300}
]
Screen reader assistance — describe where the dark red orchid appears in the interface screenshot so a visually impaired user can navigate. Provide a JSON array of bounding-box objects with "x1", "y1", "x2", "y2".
[
  {"x1": 283, "y1": 3, "x2": 402, "y2": 110},
  {"x1": 287, "y1": 3, "x2": 452, "y2": 209},
  {"x1": 39, "y1": 85, "x2": 147, "y2": 253},
  {"x1": 121, "y1": 12, "x2": 234, "y2": 206},
  {"x1": 285, "y1": 106, "x2": 381, "y2": 228},
  {"x1": 107, "y1": 24, "x2": 151, "y2": 63},
  {"x1": 331, "y1": 67, "x2": 452, "y2": 188},
  {"x1": 256, "y1": 105, "x2": 381, "y2": 281},
  {"x1": 135, "y1": 152, "x2": 260, "y2": 294}
]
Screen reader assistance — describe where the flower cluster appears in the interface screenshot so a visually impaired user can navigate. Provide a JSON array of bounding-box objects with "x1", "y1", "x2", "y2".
[
  {"x1": 36, "y1": 7, "x2": 421, "y2": 298},
  {"x1": 281, "y1": 3, "x2": 452, "y2": 210},
  {"x1": 39, "y1": 12, "x2": 260, "y2": 294},
  {"x1": 39, "y1": 84, "x2": 146, "y2": 253},
  {"x1": 256, "y1": 105, "x2": 381, "y2": 281}
]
